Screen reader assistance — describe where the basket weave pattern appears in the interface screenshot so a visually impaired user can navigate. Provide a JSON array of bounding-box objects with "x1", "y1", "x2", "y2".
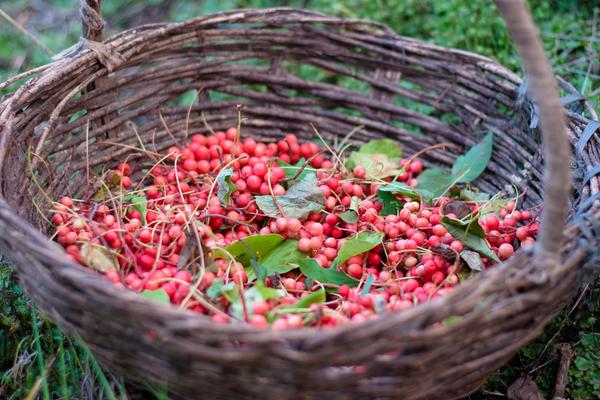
[{"x1": 0, "y1": 6, "x2": 598, "y2": 400}]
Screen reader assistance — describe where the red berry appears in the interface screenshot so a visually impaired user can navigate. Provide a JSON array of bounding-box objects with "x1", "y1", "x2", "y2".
[
  {"x1": 498, "y1": 243, "x2": 514, "y2": 260},
  {"x1": 246, "y1": 175, "x2": 262, "y2": 192},
  {"x1": 485, "y1": 215, "x2": 500, "y2": 230},
  {"x1": 347, "y1": 264, "x2": 363, "y2": 279}
]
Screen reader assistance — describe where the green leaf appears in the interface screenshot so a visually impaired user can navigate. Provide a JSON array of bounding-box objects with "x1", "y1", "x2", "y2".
[
  {"x1": 206, "y1": 278, "x2": 224, "y2": 300},
  {"x1": 377, "y1": 190, "x2": 405, "y2": 216},
  {"x1": 212, "y1": 234, "x2": 284, "y2": 267},
  {"x1": 123, "y1": 194, "x2": 148, "y2": 224},
  {"x1": 139, "y1": 289, "x2": 170, "y2": 304},
  {"x1": 378, "y1": 181, "x2": 425, "y2": 200},
  {"x1": 360, "y1": 274, "x2": 376, "y2": 297},
  {"x1": 478, "y1": 195, "x2": 509, "y2": 218},
  {"x1": 372, "y1": 294, "x2": 387, "y2": 313},
  {"x1": 460, "y1": 250, "x2": 485, "y2": 272},
  {"x1": 442, "y1": 199, "x2": 472, "y2": 219},
  {"x1": 460, "y1": 189, "x2": 491, "y2": 202},
  {"x1": 255, "y1": 173, "x2": 325, "y2": 219},
  {"x1": 356, "y1": 139, "x2": 403, "y2": 158},
  {"x1": 80, "y1": 242, "x2": 118, "y2": 273},
  {"x1": 261, "y1": 239, "x2": 308, "y2": 275},
  {"x1": 298, "y1": 258, "x2": 358, "y2": 287},
  {"x1": 452, "y1": 132, "x2": 493, "y2": 183},
  {"x1": 416, "y1": 168, "x2": 455, "y2": 201},
  {"x1": 339, "y1": 210, "x2": 359, "y2": 223},
  {"x1": 442, "y1": 216, "x2": 485, "y2": 237},
  {"x1": 347, "y1": 152, "x2": 402, "y2": 178},
  {"x1": 283, "y1": 288, "x2": 326, "y2": 310},
  {"x1": 574, "y1": 357, "x2": 594, "y2": 371},
  {"x1": 580, "y1": 333, "x2": 600, "y2": 348},
  {"x1": 92, "y1": 171, "x2": 122, "y2": 201},
  {"x1": 216, "y1": 167, "x2": 237, "y2": 206},
  {"x1": 254, "y1": 281, "x2": 284, "y2": 300},
  {"x1": 441, "y1": 216, "x2": 500, "y2": 262},
  {"x1": 332, "y1": 231, "x2": 385, "y2": 268},
  {"x1": 277, "y1": 158, "x2": 311, "y2": 182},
  {"x1": 221, "y1": 282, "x2": 239, "y2": 302},
  {"x1": 229, "y1": 286, "x2": 258, "y2": 320},
  {"x1": 251, "y1": 259, "x2": 267, "y2": 284},
  {"x1": 339, "y1": 196, "x2": 360, "y2": 223}
]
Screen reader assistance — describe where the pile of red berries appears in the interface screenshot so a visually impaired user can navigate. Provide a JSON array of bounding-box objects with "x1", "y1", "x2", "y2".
[{"x1": 51, "y1": 127, "x2": 538, "y2": 329}]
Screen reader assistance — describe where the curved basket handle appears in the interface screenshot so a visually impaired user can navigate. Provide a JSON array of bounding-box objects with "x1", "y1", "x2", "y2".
[
  {"x1": 495, "y1": 0, "x2": 571, "y2": 260},
  {"x1": 80, "y1": 0, "x2": 104, "y2": 42}
]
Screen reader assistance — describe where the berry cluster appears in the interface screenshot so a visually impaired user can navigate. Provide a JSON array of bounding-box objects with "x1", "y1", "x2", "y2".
[{"x1": 51, "y1": 128, "x2": 537, "y2": 329}]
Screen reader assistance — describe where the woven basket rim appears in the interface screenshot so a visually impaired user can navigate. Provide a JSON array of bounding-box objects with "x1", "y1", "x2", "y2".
[
  {"x1": 0, "y1": 10, "x2": 594, "y2": 339},
  {"x1": 0, "y1": 12, "x2": 600, "y2": 399}
]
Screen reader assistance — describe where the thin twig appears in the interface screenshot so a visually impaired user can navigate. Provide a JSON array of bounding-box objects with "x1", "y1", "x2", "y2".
[{"x1": 0, "y1": 8, "x2": 54, "y2": 56}]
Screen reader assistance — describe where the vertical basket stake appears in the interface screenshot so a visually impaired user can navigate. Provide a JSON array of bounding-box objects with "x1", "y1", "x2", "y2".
[
  {"x1": 495, "y1": 0, "x2": 571, "y2": 261},
  {"x1": 79, "y1": 0, "x2": 119, "y2": 146},
  {"x1": 80, "y1": 0, "x2": 104, "y2": 42}
]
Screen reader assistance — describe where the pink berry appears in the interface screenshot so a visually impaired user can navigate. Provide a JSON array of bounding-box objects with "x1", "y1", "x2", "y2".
[{"x1": 498, "y1": 243, "x2": 514, "y2": 260}]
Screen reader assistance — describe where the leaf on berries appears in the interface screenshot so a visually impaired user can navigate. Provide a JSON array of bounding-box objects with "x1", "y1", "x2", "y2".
[
  {"x1": 459, "y1": 189, "x2": 509, "y2": 222},
  {"x1": 441, "y1": 216, "x2": 500, "y2": 262},
  {"x1": 332, "y1": 231, "x2": 385, "y2": 268},
  {"x1": 434, "y1": 243, "x2": 458, "y2": 261},
  {"x1": 377, "y1": 190, "x2": 405, "y2": 216},
  {"x1": 460, "y1": 250, "x2": 485, "y2": 272},
  {"x1": 283, "y1": 288, "x2": 326, "y2": 310},
  {"x1": 460, "y1": 189, "x2": 490, "y2": 202},
  {"x1": 305, "y1": 277, "x2": 313, "y2": 289},
  {"x1": 373, "y1": 294, "x2": 387, "y2": 313},
  {"x1": 442, "y1": 199, "x2": 472, "y2": 219},
  {"x1": 298, "y1": 258, "x2": 358, "y2": 287},
  {"x1": 458, "y1": 269, "x2": 473, "y2": 281},
  {"x1": 378, "y1": 181, "x2": 425, "y2": 200},
  {"x1": 251, "y1": 259, "x2": 268, "y2": 284},
  {"x1": 91, "y1": 170, "x2": 122, "y2": 201},
  {"x1": 415, "y1": 168, "x2": 455, "y2": 201},
  {"x1": 356, "y1": 139, "x2": 403, "y2": 158},
  {"x1": 255, "y1": 173, "x2": 325, "y2": 219},
  {"x1": 339, "y1": 196, "x2": 360, "y2": 223},
  {"x1": 261, "y1": 239, "x2": 308, "y2": 276},
  {"x1": 478, "y1": 195, "x2": 509, "y2": 218},
  {"x1": 123, "y1": 194, "x2": 148, "y2": 224},
  {"x1": 206, "y1": 278, "x2": 225, "y2": 300},
  {"x1": 442, "y1": 216, "x2": 486, "y2": 238},
  {"x1": 216, "y1": 167, "x2": 238, "y2": 206},
  {"x1": 228, "y1": 286, "x2": 257, "y2": 320},
  {"x1": 360, "y1": 274, "x2": 376, "y2": 297},
  {"x1": 228, "y1": 282, "x2": 285, "y2": 320},
  {"x1": 277, "y1": 157, "x2": 311, "y2": 182},
  {"x1": 254, "y1": 281, "x2": 284, "y2": 300},
  {"x1": 346, "y1": 152, "x2": 402, "y2": 179},
  {"x1": 452, "y1": 132, "x2": 493, "y2": 183},
  {"x1": 212, "y1": 234, "x2": 284, "y2": 267},
  {"x1": 80, "y1": 242, "x2": 118, "y2": 273},
  {"x1": 140, "y1": 289, "x2": 170, "y2": 304},
  {"x1": 221, "y1": 282, "x2": 240, "y2": 303},
  {"x1": 339, "y1": 210, "x2": 359, "y2": 223}
]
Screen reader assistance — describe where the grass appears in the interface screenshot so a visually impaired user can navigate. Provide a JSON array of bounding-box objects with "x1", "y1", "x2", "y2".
[{"x1": 0, "y1": 0, "x2": 599, "y2": 398}]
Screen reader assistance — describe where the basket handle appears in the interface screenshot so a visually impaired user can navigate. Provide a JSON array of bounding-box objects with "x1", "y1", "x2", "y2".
[
  {"x1": 495, "y1": 0, "x2": 571, "y2": 260},
  {"x1": 77, "y1": 0, "x2": 571, "y2": 260},
  {"x1": 80, "y1": 0, "x2": 104, "y2": 42}
]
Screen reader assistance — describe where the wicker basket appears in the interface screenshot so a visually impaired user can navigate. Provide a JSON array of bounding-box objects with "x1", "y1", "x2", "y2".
[{"x1": 0, "y1": 1, "x2": 599, "y2": 399}]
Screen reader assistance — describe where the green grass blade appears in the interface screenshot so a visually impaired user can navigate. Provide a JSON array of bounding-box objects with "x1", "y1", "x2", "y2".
[
  {"x1": 76, "y1": 336, "x2": 118, "y2": 400},
  {"x1": 57, "y1": 331, "x2": 69, "y2": 400},
  {"x1": 30, "y1": 309, "x2": 50, "y2": 400}
]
